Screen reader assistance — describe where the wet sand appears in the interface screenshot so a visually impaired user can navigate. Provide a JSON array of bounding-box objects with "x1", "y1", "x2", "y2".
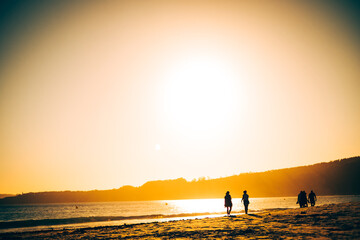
[{"x1": 1, "y1": 202, "x2": 359, "y2": 239}]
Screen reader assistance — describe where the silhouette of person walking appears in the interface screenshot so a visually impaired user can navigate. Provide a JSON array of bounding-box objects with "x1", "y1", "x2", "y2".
[
  {"x1": 302, "y1": 191, "x2": 308, "y2": 207},
  {"x1": 308, "y1": 190, "x2": 317, "y2": 206},
  {"x1": 224, "y1": 191, "x2": 232, "y2": 216},
  {"x1": 241, "y1": 190, "x2": 250, "y2": 214},
  {"x1": 297, "y1": 191, "x2": 302, "y2": 208},
  {"x1": 297, "y1": 191, "x2": 308, "y2": 208}
]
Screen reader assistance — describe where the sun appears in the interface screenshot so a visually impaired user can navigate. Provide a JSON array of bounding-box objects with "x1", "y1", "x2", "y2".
[{"x1": 163, "y1": 55, "x2": 238, "y2": 136}]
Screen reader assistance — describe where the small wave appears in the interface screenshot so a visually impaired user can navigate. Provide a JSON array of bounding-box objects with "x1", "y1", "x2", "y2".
[{"x1": 0, "y1": 212, "x2": 229, "y2": 230}]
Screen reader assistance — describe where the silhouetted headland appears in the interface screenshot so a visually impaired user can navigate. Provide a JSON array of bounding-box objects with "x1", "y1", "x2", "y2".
[
  {"x1": 1, "y1": 156, "x2": 359, "y2": 204},
  {"x1": 0, "y1": 194, "x2": 14, "y2": 199}
]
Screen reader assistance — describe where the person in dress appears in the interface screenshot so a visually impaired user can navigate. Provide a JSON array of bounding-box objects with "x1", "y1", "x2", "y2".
[
  {"x1": 297, "y1": 191, "x2": 308, "y2": 208},
  {"x1": 224, "y1": 191, "x2": 233, "y2": 216}
]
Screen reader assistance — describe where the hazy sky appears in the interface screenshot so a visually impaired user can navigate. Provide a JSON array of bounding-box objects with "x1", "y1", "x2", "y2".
[{"x1": 0, "y1": 0, "x2": 359, "y2": 194}]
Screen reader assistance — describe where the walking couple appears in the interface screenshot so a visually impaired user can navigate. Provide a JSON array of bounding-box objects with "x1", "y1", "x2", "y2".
[{"x1": 224, "y1": 190, "x2": 249, "y2": 216}]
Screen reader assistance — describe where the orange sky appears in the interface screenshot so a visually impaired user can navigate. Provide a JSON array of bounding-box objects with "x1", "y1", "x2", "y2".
[{"x1": 0, "y1": 0, "x2": 359, "y2": 194}]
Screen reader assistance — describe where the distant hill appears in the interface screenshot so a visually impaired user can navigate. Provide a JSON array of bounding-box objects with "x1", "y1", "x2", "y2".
[
  {"x1": 0, "y1": 156, "x2": 359, "y2": 204},
  {"x1": 0, "y1": 194, "x2": 14, "y2": 199}
]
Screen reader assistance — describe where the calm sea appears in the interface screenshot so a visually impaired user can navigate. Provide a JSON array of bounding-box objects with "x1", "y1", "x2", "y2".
[{"x1": 0, "y1": 195, "x2": 359, "y2": 233}]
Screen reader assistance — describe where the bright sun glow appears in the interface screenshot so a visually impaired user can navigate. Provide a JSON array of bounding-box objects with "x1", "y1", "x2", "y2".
[
  {"x1": 2, "y1": 0, "x2": 359, "y2": 194},
  {"x1": 164, "y1": 56, "x2": 238, "y2": 136},
  {"x1": 167, "y1": 199, "x2": 226, "y2": 214}
]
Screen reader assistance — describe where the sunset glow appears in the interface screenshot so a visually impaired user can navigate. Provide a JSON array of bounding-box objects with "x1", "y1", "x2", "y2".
[
  {"x1": 163, "y1": 54, "x2": 239, "y2": 136},
  {"x1": 0, "y1": 0, "x2": 359, "y2": 194}
]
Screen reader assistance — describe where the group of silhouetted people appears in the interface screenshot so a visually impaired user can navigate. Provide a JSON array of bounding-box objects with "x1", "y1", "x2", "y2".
[
  {"x1": 224, "y1": 189, "x2": 318, "y2": 215},
  {"x1": 297, "y1": 190, "x2": 317, "y2": 208},
  {"x1": 224, "y1": 190, "x2": 250, "y2": 216}
]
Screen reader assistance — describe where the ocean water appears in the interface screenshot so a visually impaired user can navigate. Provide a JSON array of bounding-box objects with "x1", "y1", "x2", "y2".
[{"x1": 0, "y1": 195, "x2": 359, "y2": 233}]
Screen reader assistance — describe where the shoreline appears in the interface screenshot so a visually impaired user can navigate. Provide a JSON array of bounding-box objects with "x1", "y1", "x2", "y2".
[
  {"x1": 1, "y1": 194, "x2": 358, "y2": 205},
  {"x1": 1, "y1": 202, "x2": 359, "y2": 239},
  {"x1": 0, "y1": 212, "x2": 244, "y2": 234}
]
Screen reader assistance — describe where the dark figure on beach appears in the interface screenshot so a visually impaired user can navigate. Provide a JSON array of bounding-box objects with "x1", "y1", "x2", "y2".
[
  {"x1": 302, "y1": 191, "x2": 308, "y2": 207},
  {"x1": 224, "y1": 191, "x2": 232, "y2": 215},
  {"x1": 297, "y1": 191, "x2": 308, "y2": 208},
  {"x1": 308, "y1": 190, "x2": 317, "y2": 206},
  {"x1": 241, "y1": 190, "x2": 250, "y2": 214}
]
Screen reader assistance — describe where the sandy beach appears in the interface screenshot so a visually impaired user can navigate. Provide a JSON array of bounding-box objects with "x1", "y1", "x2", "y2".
[{"x1": 1, "y1": 202, "x2": 359, "y2": 239}]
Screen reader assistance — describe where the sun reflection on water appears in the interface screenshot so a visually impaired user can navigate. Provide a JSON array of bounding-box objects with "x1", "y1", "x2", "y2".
[
  {"x1": 160, "y1": 197, "x2": 309, "y2": 215},
  {"x1": 163, "y1": 199, "x2": 233, "y2": 214}
]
